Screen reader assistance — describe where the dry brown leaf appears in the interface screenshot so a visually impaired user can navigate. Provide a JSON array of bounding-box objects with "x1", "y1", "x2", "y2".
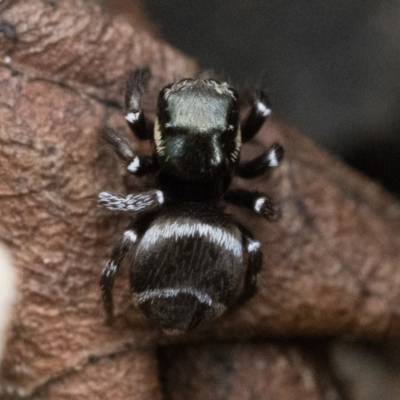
[
  {"x1": 160, "y1": 342, "x2": 341, "y2": 400},
  {"x1": 1, "y1": 0, "x2": 399, "y2": 398}
]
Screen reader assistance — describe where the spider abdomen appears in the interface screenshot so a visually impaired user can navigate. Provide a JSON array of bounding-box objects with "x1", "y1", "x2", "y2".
[{"x1": 130, "y1": 204, "x2": 244, "y2": 331}]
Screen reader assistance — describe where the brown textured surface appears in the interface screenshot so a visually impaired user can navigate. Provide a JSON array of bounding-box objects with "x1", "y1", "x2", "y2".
[
  {"x1": 1, "y1": 0, "x2": 400, "y2": 398},
  {"x1": 33, "y1": 349, "x2": 163, "y2": 400},
  {"x1": 105, "y1": 0, "x2": 156, "y2": 33},
  {"x1": 0, "y1": 0, "x2": 196, "y2": 397},
  {"x1": 0, "y1": 0, "x2": 196, "y2": 100},
  {"x1": 160, "y1": 342, "x2": 341, "y2": 400}
]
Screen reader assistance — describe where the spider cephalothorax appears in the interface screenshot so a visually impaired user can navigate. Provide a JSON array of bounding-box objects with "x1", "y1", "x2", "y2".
[{"x1": 99, "y1": 68, "x2": 283, "y2": 333}]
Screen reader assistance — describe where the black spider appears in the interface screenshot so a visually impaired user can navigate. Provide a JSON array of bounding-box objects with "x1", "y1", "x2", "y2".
[{"x1": 99, "y1": 68, "x2": 284, "y2": 333}]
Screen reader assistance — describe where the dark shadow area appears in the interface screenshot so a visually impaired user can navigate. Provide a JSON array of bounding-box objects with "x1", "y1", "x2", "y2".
[{"x1": 142, "y1": 0, "x2": 400, "y2": 197}]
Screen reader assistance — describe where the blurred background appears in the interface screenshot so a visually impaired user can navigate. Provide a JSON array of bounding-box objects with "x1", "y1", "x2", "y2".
[
  {"x1": 103, "y1": 2, "x2": 400, "y2": 398},
  {"x1": 107, "y1": 0, "x2": 400, "y2": 198}
]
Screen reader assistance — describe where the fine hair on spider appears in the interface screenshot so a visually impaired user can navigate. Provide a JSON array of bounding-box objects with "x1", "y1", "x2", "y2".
[{"x1": 98, "y1": 67, "x2": 284, "y2": 333}]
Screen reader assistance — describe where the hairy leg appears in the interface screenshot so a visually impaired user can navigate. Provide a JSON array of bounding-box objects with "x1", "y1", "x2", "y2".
[
  {"x1": 236, "y1": 142, "x2": 284, "y2": 179},
  {"x1": 124, "y1": 67, "x2": 154, "y2": 141},
  {"x1": 224, "y1": 189, "x2": 281, "y2": 221}
]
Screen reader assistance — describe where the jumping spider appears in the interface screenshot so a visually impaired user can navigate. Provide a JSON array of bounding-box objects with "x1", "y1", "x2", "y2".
[{"x1": 99, "y1": 68, "x2": 284, "y2": 333}]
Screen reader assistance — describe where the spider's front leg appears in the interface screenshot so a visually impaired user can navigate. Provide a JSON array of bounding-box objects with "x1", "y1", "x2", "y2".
[
  {"x1": 124, "y1": 67, "x2": 154, "y2": 141},
  {"x1": 238, "y1": 90, "x2": 284, "y2": 178},
  {"x1": 241, "y1": 90, "x2": 272, "y2": 143}
]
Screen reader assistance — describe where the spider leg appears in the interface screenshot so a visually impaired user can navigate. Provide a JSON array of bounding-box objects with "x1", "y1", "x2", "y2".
[
  {"x1": 224, "y1": 189, "x2": 281, "y2": 221},
  {"x1": 236, "y1": 142, "x2": 284, "y2": 179},
  {"x1": 241, "y1": 90, "x2": 272, "y2": 143},
  {"x1": 237, "y1": 224, "x2": 262, "y2": 304},
  {"x1": 102, "y1": 127, "x2": 159, "y2": 176},
  {"x1": 100, "y1": 224, "x2": 139, "y2": 322},
  {"x1": 98, "y1": 189, "x2": 164, "y2": 213},
  {"x1": 100, "y1": 210, "x2": 159, "y2": 323},
  {"x1": 124, "y1": 67, "x2": 154, "y2": 141}
]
